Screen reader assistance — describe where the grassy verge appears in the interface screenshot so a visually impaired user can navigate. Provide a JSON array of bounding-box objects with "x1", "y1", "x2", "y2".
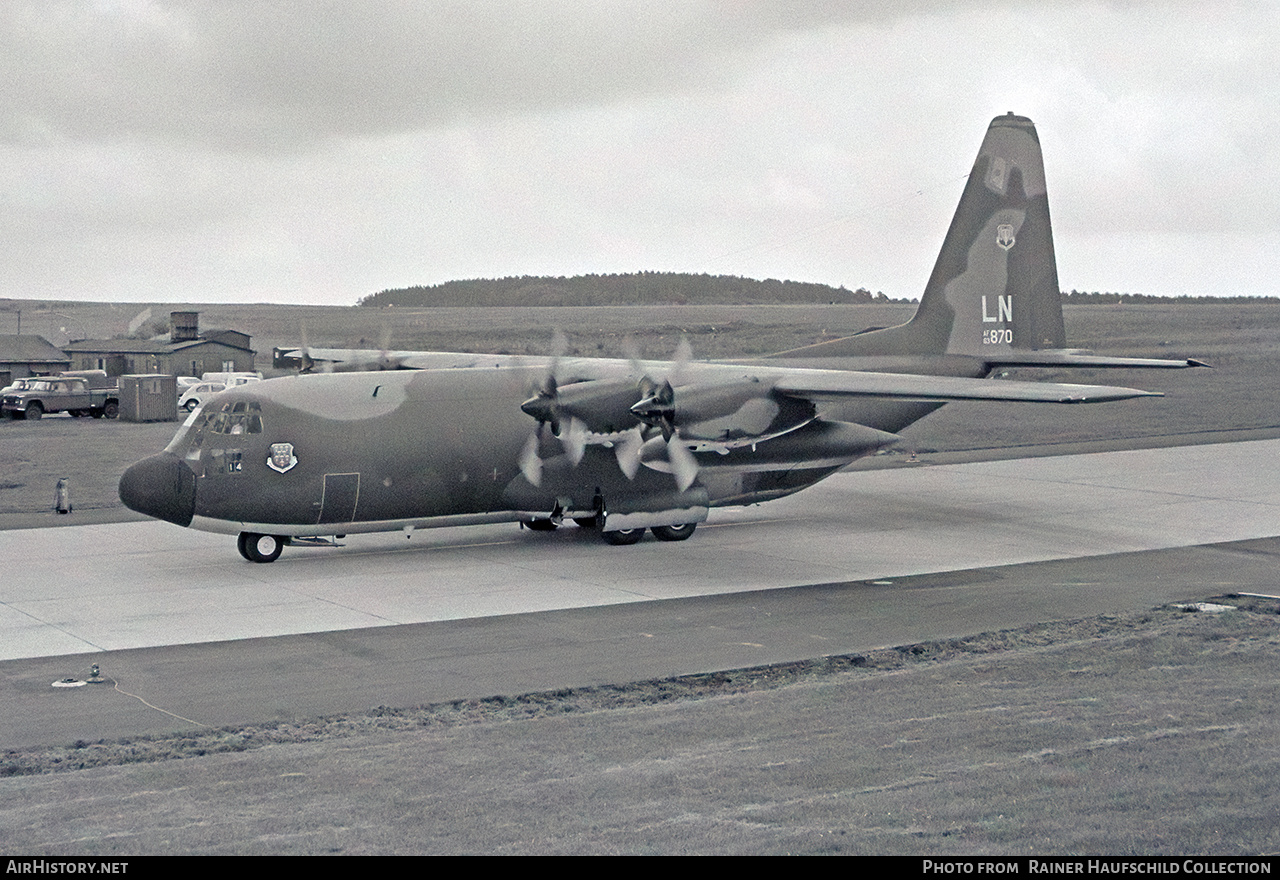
[{"x1": 2, "y1": 596, "x2": 1277, "y2": 854}]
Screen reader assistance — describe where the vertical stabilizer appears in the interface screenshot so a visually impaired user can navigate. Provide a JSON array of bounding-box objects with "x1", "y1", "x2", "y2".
[
  {"x1": 776, "y1": 113, "x2": 1066, "y2": 360},
  {"x1": 916, "y1": 112, "x2": 1065, "y2": 355}
]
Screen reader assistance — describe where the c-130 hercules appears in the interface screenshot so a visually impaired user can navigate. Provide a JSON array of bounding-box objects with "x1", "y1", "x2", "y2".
[{"x1": 120, "y1": 113, "x2": 1202, "y2": 562}]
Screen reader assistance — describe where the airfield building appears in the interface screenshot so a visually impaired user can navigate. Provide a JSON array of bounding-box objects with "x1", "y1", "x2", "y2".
[
  {"x1": 62, "y1": 312, "x2": 255, "y2": 378},
  {"x1": 0, "y1": 334, "x2": 73, "y2": 388}
]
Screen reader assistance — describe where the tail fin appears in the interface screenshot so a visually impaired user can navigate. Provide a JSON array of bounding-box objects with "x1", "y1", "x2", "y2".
[{"x1": 776, "y1": 112, "x2": 1065, "y2": 359}]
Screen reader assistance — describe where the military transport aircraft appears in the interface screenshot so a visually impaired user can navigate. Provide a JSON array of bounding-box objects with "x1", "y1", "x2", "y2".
[{"x1": 120, "y1": 113, "x2": 1202, "y2": 563}]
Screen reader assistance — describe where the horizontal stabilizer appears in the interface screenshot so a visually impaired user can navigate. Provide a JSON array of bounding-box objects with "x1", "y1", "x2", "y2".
[{"x1": 984, "y1": 351, "x2": 1208, "y2": 369}]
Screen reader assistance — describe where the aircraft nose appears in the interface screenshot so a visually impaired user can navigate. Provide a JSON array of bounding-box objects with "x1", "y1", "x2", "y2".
[{"x1": 118, "y1": 453, "x2": 198, "y2": 528}]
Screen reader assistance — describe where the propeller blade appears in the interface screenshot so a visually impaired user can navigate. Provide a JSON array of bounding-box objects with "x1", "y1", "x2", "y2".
[
  {"x1": 613, "y1": 426, "x2": 643, "y2": 480},
  {"x1": 637, "y1": 431, "x2": 700, "y2": 490},
  {"x1": 376, "y1": 325, "x2": 398, "y2": 370},
  {"x1": 671, "y1": 336, "x2": 692, "y2": 378},
  {"x1": 297, "y1": 325, "x2": 317, "y2": 374},
  {"x1": 518, "y1": 431, "x2": 543, "y2": 487},
  {"x1": 562, "y1": 417, "x2": 588, "y2": 466},
  {"x1": 667, "y1": 431, "x2": 700, "y2": 492},
  {"x1": 549, "y1": 327, "x2": 569, "y2": 360}
]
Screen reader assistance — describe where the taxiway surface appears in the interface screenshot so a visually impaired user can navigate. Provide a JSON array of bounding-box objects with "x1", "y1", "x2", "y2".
[{"x1": 2, "y1": 439, "x2": 1277, "y2": 747}]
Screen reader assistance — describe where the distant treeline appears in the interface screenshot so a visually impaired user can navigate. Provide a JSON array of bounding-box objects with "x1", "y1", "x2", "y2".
[
  {"x1": 358, "y1": 273, "x2": 905, "y2": 308},
  {"x1": 1060, "y1": 290, "x2": 1280, "y2": 305},
  {"x1": 357, "y1": 273, "x2": 1277, "y2": 308}
]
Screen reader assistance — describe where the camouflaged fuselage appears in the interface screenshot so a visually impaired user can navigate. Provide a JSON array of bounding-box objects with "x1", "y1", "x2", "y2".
[{"x1": 140, "y1": 357, "x2": 944, "y2": 536}]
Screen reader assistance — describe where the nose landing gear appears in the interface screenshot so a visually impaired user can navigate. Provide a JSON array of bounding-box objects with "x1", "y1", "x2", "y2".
[{"x1": 237, "y1": 532, "x2": 285, "y2": 563}]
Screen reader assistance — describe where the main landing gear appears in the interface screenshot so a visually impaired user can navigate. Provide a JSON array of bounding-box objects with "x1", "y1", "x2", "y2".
[
  {"x1": 651, "y1": 523, "x2": 697, "y2": 541},
  {"x1": 524, "y1": 517, "x2": 698, "y2": 545},
  {"x1": 522, "y1": 492, "x2": 699, "y2": 545},
  {"x1": 603, "y1": 522, "x2": 698, "y2": 544}
]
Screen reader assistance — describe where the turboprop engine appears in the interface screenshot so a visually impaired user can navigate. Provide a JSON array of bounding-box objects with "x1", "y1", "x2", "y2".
[{"x1": 629, "y1": 379, "x2": 817, "y2": 449}]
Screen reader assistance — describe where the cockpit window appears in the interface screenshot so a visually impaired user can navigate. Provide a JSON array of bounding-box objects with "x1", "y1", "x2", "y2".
[
  {"x1": 206, "y1": 401, "x2": 263, "y2": 436},
  {"x1": 164, "y1": 400, "x2": 264, "y2": 457}
]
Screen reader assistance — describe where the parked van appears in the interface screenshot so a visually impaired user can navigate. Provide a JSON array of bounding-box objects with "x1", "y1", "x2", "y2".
[{"x1": 201, "y1": 371, "x2": 262, "y2": 387}]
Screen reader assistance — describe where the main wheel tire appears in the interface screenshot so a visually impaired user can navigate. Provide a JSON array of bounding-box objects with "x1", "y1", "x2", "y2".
[
  {"x1": 525, "y1": 518, "x2": 558, "y2": 531},
  {"x1": 103, "y1": 401, "x2": 119, "y2": 419},
  {"x1": 651, "y1": 523, "x2": 697, "y2": 542},
  {"x1": 25, "y1": 402, "x2": 42, "y2": 420},
  {"x1": 602, "y1": 527, "x2": 644, "y2": 545},
  {"x1": 572, "y1": 516, "x2": 599, "y2": 528},
  {"x1": 238, "y1": 532, "x2": 284, "y2": 563}
]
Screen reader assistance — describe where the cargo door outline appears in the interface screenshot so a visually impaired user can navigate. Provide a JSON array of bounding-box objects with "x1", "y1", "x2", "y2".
[{"x1": 318, "y1": 473, "x2": 360, "y2": 524}]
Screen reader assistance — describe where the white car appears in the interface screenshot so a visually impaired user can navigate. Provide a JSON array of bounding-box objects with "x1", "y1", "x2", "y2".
[{"x1": 178, "y1": 382, "x2": 226, "y2": 412}]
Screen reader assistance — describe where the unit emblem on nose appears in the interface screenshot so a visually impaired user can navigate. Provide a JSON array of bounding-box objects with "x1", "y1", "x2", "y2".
[{"x1": 267, "y1": 442, "x2": 298, "y2": 474}]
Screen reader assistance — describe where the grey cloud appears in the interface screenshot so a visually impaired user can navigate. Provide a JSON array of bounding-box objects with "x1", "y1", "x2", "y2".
[
  {"x1": 1, "y1": 1, "x2": 765, "y2": 150},
  {"x1": 1, "y1": 0, "x2": 1008, "y2": 152}
]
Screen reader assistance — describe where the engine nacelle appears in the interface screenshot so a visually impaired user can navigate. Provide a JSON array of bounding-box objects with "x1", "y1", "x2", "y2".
[{"x1": 640, "y1": 418, "x2": 899, "y2": 473}]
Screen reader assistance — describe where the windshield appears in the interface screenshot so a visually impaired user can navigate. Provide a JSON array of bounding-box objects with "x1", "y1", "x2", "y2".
[{"x1": 165, "y1": 400, "x2": 265, "y2": 456}]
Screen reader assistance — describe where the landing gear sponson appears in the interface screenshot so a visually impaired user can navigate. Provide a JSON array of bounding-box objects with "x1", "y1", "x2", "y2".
[
  {"x1": 237, "y1": 518, "x2": 697, "y2": 562},
  {"x1": 240, "y1": 519, "x2": 701, "y2": 560}
]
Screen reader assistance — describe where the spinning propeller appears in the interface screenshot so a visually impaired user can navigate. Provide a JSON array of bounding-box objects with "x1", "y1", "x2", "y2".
[
  {"x1": 517, "y1": 334, "x2": 701, "y2": 492},
  {"x1": 293, "y1": 325, "x2": 404, "y2": 374},
  {"x1": 295, "y1": 325, "x2": 326, "y2": 374},
  {"x1": 622, "y1": 337, "x2": 699, "y2": 491},
  {"x1": 517, "y1": 330, "x2": 570, "y2": 486}
]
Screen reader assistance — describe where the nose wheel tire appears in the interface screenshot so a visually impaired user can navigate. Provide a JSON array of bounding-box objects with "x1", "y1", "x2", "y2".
[
  {"x1": 238, "y1": 532, "x2": 284, "y2": 563},
  {"x1": 651, "y1": 523, "x2": 697, "y2": 541}
]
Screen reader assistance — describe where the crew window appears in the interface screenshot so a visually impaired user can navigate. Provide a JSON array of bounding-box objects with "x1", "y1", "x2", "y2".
[
  {"x1": 210, "y1": 401, "x2": 263, "y2": 436},
  {"x1": 164, "y1": 401, "x2": 263, "y2": 460}
]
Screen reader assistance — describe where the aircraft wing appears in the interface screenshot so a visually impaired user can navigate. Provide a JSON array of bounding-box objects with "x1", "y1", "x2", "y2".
[
  {"x1": 769, "y1": 368, "x2": 1162, "y2": 404},
  {"x1": 277, "y1": 346, "x2": 1162, "y2": 405},
  {"x1": 300, "y1": 349, "x2": 1162, "y2": 403}
]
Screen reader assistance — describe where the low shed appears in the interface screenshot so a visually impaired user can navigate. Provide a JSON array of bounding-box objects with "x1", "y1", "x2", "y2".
[{"x1": 118, "y1": 374, "x2": 178, "y2": 422}]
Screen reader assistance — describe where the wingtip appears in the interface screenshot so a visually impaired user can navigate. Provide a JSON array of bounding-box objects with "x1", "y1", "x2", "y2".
[{"x1": 1062, "y1": 387, "x2": 1164, "y2": 403}]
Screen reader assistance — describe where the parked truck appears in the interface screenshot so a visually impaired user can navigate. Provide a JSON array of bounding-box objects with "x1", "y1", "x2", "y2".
[{"x1": 1, "y1": 372, "x2": 120, "y2": 420}]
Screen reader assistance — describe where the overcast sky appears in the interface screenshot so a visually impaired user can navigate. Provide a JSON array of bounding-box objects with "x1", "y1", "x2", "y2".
[{"x1": 1, "y1": 1, "x2": 1276, "y2": 306}]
